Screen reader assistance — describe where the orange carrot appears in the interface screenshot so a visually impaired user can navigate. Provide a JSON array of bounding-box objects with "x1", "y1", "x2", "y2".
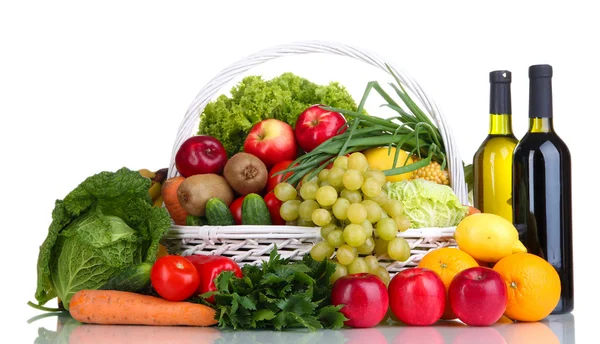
[
  {"x1": 69, "y1": 290, "x2": 217, "y2": 327},
  {"x1": 162, "y1": 176, "x2": 188, "y2": 225}
]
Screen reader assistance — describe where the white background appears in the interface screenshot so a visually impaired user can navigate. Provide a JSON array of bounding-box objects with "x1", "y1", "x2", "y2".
[{"x1": 1, "y1": 0, "x2": 598, "y2": 342}]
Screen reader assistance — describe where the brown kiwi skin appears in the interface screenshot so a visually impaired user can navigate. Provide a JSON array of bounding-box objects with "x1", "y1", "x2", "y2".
[
  {"x1": 223, "y1": 153, "x2": 268, "y2": 196},
  {"x1": 177, "y1": 174, "x2": 234, "y2": 216}
]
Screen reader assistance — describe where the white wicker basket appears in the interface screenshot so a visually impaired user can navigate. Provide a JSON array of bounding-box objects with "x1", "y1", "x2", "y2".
[{"x1": 164, "y1": 41, "x2": 468, "y2": 274}]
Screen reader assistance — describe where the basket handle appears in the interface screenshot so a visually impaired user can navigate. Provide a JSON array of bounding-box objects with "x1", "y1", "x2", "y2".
[{"x1": 167, "y1": 40, "x2": 468, "y2": 204}]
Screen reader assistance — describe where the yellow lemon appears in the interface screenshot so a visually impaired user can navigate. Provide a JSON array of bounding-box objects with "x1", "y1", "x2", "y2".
[
  {"x1": 363, "y1": 147, "x2": 414, "y2": 182},
  {"x1": 454, "y1": 213, "x2": 527, "y2": 263}
]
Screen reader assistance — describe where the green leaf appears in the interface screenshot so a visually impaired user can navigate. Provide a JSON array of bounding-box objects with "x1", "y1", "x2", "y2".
[
  {"x1": 288, "y1": 312, "x2": 323, "y2": 332},
  {"x1": 276, "y1": 293, "x2": 317, "y2": 316},
  {"x1": 252, "y1": 309, "x2": 276, "y2": 322},
  {"x1": 234, "y1": 294, "x2": 257, "y2": 310},
  {"x1": 215, "y1": 270, "x2": 235, "y2": 293},
  {"x1": 260, "y1": 273, "x2": 286, "y2": 285},
  {"x1": 317, "y1": 305, "x2": 348, "y2": 329}
]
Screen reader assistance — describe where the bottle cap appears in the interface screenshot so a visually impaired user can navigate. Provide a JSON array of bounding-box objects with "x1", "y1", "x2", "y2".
[
  {"x1": 490, "y1": 70, "x2": 511, "y2": 83},
  {"x1": 529, "y1": 64, "x2": 553, "y2": 78}
]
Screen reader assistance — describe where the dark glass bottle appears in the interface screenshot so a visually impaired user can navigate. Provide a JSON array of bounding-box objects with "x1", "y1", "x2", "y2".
[{"x1": 512, "y1": 64, "x2": 573, "y2": 314}]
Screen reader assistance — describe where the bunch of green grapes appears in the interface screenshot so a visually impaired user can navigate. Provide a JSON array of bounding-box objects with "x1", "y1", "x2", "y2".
[{"x1": 274, "y1": 152, "x2": 413, "y2": 286}]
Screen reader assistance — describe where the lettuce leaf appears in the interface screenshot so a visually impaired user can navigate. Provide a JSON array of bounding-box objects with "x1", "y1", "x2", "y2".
[
  {"x1": 386, "y1": 179, "x2": 468, "y2": 228},
  {"x1": 34, "y1": 168, "x2": 171, "y2": 309}
]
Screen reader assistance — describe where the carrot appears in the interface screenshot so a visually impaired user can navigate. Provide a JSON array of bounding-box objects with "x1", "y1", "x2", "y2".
[
  {"x1": 68, "y1": 324, "x2": 222, "y2": 344},
  {"x1": 162, "y1": 176, "x2": 188, "y2": 225},
  {"x1": 69, "y1": 290, "x2": 217, "y2": 327}
]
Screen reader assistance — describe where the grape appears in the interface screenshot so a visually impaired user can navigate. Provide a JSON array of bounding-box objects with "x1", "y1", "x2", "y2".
[
  {"x1": 298, "y1": 200, "x2": 320, "y2": 221},
  {"x1": 393, "y1": 215, "x2": 412, "y2": 232},
  {"x1": 387, "y1": 237, "x2": 411, "y2": 261},
  {"x1": 343, "y1": 224, "x2": 367, "y2": 247},
  {"x1": 364, "y1": 170, "x2": 387, "y2": 186},
  {"x1": 280, "y1": 200, "x2": 301, "y2": 221},
  {"x1": 347, "y1": 257, "x2": 369, "y2": 274},
  {"x1": 347, "y1": 203, "x2": 367, "y2": 224},
  {"x1": 366, "y1": 189, "x2": 389, "y2": 206},
  {"x1": 382, "y1": 199, "x2": 404, "y2": 217},
  {"x1": 361, "y1": 178, "x2": 382, "y2": 198},
  {"x1": 361, "y1": 220, "x2": 373, "y2": 237},
  {"x1": 312, "y1": 209, "x2": 332, "y2": 226},
  {"x1": 286, "y1": 220, "x2": 298, "y2": 226},
  {"x1": 320, "y1": 180, "x2": 333, "y2": 187},
  {"x1": 332, "y1": 198, "x2": 350, "y2": 220},
  {"x1": 330, "y1": 262, "x2": 348, "y2": 284},
  {"x1": 348, "y1": 152, "x2": 369, "y2": 172},
  {"x1": 318, "y1": 169, "x2": 330, "y2": 182},
  {"x1": 310, "y1": 241, "x2": 334, "y2": 262},
  {"x1": 342, "y1": 169, "x2": 364, "y2": 191},
  {"x1": 361, "y1": 200, "x2": 382, "y2": 223},
  {"x1": 274, "y1": 182, "x2": 297, "y2": 201},
  {"x1": 297, "y1": 217, "x2": 315, "y2": 227},
  {"x1": 327, "y1": 166, "x2": 345, "y2": 187},
  {"x1": 380, "y1": 211, "x2": 389, "y2": 219},
  {"x1": 327, "y1": 229, "x2": 345, "y2": 248},
  {"x1": 374, "y1": 266, "x2": 391, "y2": 286},
  {"x1": 376, "y1": 218, "x2": 399, "y2": 241},
  {"x1": 299, "y1": 182, "x2": 319, "y2": 200},
  {"x1": 364, "y1": 255, "x2": 380, "y2": 273},
  {"x1": 340, "y1": 189, "x2": 362, "y2": 204},
  {"x1": 316, "y1": 186, "x2": 338, "y2": 207},
  {"x1": 302, "y1": 174, "x2": 319, "y2": 185},
  {"x1": 333, "y1": 156, "x2": 349, "y2": 169},
  {"x1": 320, "y1": 223, "x2": 337, "y2": 239},
  {"x1": 374, "y1": 237, "x2": 389, "y2": 256},
  {"x1": 357, "y1": 236, "x2": 375, "y2": 254},
  {"x1": 336, "y1": 244, "x2": 357, "y2": 265}
]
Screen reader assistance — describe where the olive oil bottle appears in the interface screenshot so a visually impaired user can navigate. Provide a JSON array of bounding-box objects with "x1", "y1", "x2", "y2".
[
  {"x1": 513, "y1": 64, "x2": 573, "y2": 314},
  {"x1": 473, "y1": 70, "x2": 518, "y2": 221}
]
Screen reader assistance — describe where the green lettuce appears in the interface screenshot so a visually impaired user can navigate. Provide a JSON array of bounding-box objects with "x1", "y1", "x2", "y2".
[
  {"x1": 34, "y1": 168, "x2": 171, "y2": 309},
  {"x1": 198, "y1": 72, "x2": 359, "y2": 156},
  {"x1": 386, "y1": 179, "x2": 468, "y2": 228}
]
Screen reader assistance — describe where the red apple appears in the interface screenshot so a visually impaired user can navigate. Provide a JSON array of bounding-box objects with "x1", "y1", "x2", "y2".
[
  {"x1": 331, "y1": 273, "x2": 389, "y2": 328},
  {"x1": 175, "y1": 135, "x2": 228, "y2": 177},
  {"x1": 295, "y1": 104, "x2": 347, "y2": 152},
  {"x1": 243, "y1": 119, "x2": 297, "y2": 168},
  {"x1": 388, "y1": 268, "x2": 445, "y2": 326},
  {"x1": 448, "y1": 267, "x2": 507, "y2": 326}
]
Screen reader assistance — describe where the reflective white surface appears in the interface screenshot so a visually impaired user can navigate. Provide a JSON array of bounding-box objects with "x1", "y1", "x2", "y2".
[{"x1": 29, "y1": 313, "x2": 574, "y2": 344}]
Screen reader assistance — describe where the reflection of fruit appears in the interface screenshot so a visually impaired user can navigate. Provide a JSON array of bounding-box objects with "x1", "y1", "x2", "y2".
[
  {"x1": 392, "y1": 326, "x2": 444, "y2": 344},
  {"x1": 493, "y1": 253, "x2": 561, "y2": 322},
  {"x1": 331, "y1": 273, "x2": 389, "y2": 328},
  {"x1": 363, "y1": 147, "x2": 413, "y2": 182},
  {"x1": 417, "y1": 248, "x2": 478, "y2": 319},
  {"x1": 388, "y1": 268, "x2": 445, "y2": 326},
  {"x1": 499, "y1": 321, "x2": 560, "y2": 344},
  {"x1": 452, "y1": 326, "x2": 506, "y2": 344},
  {"x1": 448, "y1": 267, "x2": 508, "y2": 326},
  {"x1": 343, "y1": 327, "x2": 388, "y2": 344},
  {"x1": 454, "y1": 213, "x2": 527, "y2": 263}
]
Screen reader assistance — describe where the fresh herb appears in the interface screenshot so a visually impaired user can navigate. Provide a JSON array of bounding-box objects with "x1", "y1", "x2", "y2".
[
  {"x1": 205, "y1": 249, "x2": 347, "y2": 331},
  {"x1": 198, "y1": 72, "x2": 359, "y2": 156}
]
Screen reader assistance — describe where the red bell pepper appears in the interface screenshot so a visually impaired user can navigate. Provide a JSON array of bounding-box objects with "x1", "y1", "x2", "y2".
[{"x1": 185, "y1": 255, "x2": 243, "y2": 303}]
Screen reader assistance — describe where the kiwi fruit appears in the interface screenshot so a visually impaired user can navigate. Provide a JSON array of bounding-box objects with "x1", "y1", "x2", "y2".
[
  {"x1": 223, "y1": 152, "x2": 268, "y2": 195},
  {"x1": 177, "y1": 174, "x2": 234, "y2": 216}
]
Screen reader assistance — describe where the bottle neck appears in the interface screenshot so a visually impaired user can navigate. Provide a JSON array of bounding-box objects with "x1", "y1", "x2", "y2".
[
  {"x1": 529, "y1": 74, "x2": 553, "y2": 118},
  {"x1": 489, "y1": 114, "x2": 514, "y2": 135},
  {"x1": 529, "y1": 117, "x2": 554, "y2": 133},
  {"x1": 490, "y1": 82, "x2": 511, "y2": 115}
]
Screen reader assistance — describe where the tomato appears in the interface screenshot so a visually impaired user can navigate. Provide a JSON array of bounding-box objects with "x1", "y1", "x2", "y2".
[
  {"x1": 230, "y1": 196, "x2": 245, "y2": 225},
  {"x1": 266, "y1": 160, "x2": 295, "y2": 192},
  {"x1": 151, "y1": 255, "x2": 200, "y2": 301},
  {"x1": 264, "y1": 191, "x2": 285, "y2": 225}
]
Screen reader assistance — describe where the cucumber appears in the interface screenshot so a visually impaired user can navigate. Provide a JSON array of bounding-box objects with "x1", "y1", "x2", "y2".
[
  {"x1": 205, "y1": 197, "x2": 235, "y2": 226},
  {"x1": 99, "y1": 262, "x2": 152, "y2": 292},
  {"x1": 186, "y1": 214, "x2": 209, "y2": 226},
  {"x1": 242, "y1": 193, "x2": 272, "y2": 225}
]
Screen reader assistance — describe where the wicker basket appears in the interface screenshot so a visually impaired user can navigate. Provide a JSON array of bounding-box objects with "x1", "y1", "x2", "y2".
[{"x1": 164, "y1": 41, "x2": 468, "y2": 274}]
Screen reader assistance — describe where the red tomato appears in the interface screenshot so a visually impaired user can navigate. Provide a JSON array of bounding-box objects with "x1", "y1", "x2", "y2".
[
  {"x1": 266, "y1": 160, "x2": 295, "y2": 193},
  {"x1": 264, "y1": 191, "x2": 285, "y2": 225},
  {"x1": 230, "y1": 196, "x2": 245, "y2": 225},
  {"x1": 151, "y1": 255, "x2": 200, "y2": 301}
]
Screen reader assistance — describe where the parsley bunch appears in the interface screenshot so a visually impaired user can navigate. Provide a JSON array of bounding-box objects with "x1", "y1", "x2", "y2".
[{"x1": 206, "y1": 249, "x2": 347, "y2": 331}]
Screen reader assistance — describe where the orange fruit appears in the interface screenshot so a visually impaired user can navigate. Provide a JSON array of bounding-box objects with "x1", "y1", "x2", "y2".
[
  {"x1": 417, "y1": 248, "x2": 479, "y2": 319},
  {"x1": 499, "y1": 321, "x2": 560, "y2": 344},
  {"x1": 493, "y1": 253, "x2": 561, "y2": 322}
]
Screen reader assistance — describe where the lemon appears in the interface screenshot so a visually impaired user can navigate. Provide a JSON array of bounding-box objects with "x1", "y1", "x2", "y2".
[
  {"x1": 454, "y1": 213, "x2": 527, "y2": 263},
  {"x1": 363, "y1": 147, "x2": 414, "y2": 182}
]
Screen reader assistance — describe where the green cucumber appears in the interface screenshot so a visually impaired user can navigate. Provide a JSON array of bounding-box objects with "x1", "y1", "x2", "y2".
[
  {"x1": 99, "y1": 262, "x2": 152, "y2": 292},
  {"x1": 206, "y1": 197, "x2": 235, "y2": 226},
  {"x1": 242, "y1": 193, "x2": 272, "y2": 225},
  {"x1": 186, "y1": 214, "x2": 209, "y2": 226}
]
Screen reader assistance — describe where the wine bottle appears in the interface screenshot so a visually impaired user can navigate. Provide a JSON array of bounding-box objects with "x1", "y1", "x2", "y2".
[
  {"x1": 512, "y1": 64, "x2": 573, "y2": 314},
  {"x1": 473, "y1": 70, "x2": 518, "y2": 221}
]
